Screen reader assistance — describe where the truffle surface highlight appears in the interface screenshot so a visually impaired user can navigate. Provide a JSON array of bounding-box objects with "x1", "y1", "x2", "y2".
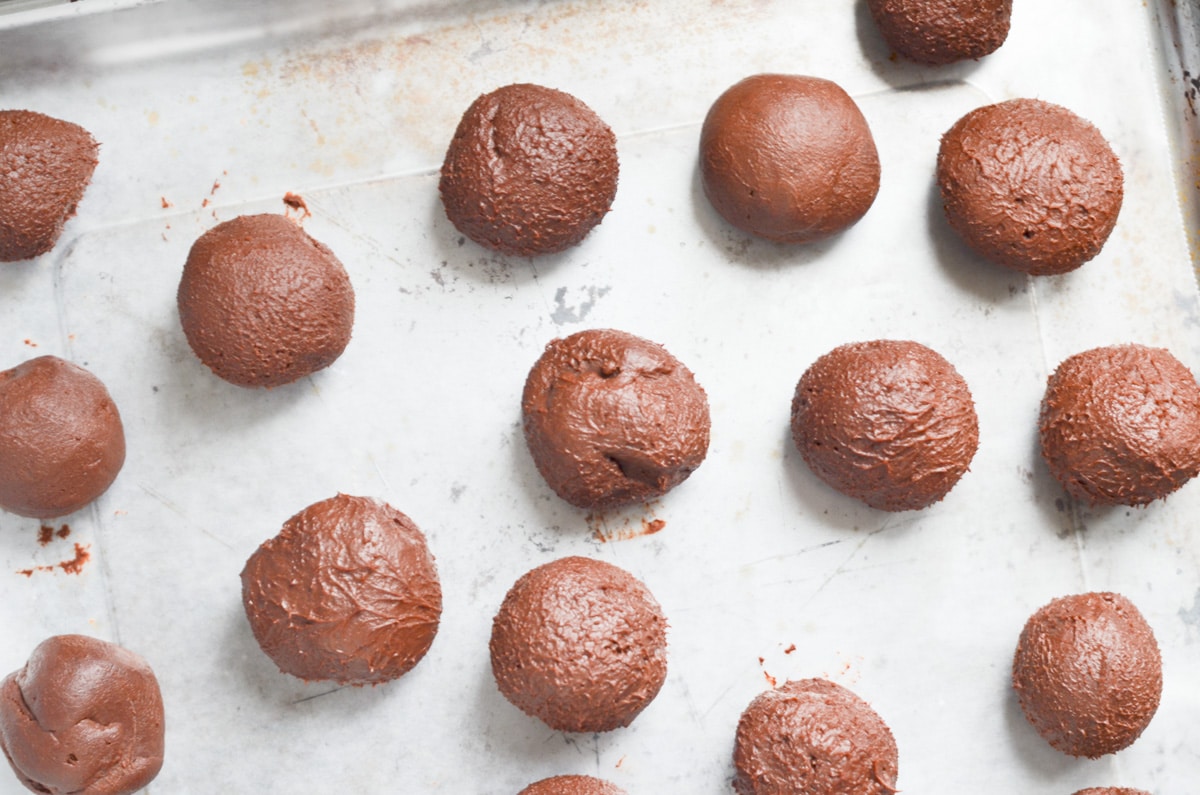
[
  {"x1": 518, "y1": 775, "x2": 627, "y2": 795},
  {"x1": 866, "y1": 0, "x2": 1011, "y2": 64}
]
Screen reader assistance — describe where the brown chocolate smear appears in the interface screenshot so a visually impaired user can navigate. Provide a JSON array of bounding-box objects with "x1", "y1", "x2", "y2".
[
  {"x1": 0, "y1": 111, "x2": 98, "y2": 262},
  {"x1": 1013, "y1": 592, "x2": 1162, "y2": 758},
  {"x1": 700, "y1": 74, "x2": 880, "y2": 244},
  {"x1": 1039, "y1": 344, "x2": 1200, "y2": 506},
  {"x1": 0, "y1": 356, "x2": 125, "y2": 519},
  {"x1": 1072, "y1": 789, "x2": 1152, "y2": 795},
  {"x1": 241, "y1": 494, "x2": 442, "y2": 685},
  {"x1": 490, "y1": 556, "x2": 668, "y2": 733},
  {"x1": 439, "y1": 83, "x2": 618, "y2": 256},
  {"x1": 937, "y1": 98, "x2": 1123, "y2": 275},
  {"x1": 518, "y1": 775, "x2": 627, "y2": 795},
  {"x1": 791, "y1": 340, "x2": 979, "y2": 511},
  {"x1": 866, "y1": 0, "x2": 1011, "y2": 65},
  {"x1": 734, "y1": 678, "x2": 898, "y2": 795},
  {"x1": 0, "y1": 634, "x2": 164, "y2": 795},
  {"x1": 522, "y1": 328, "x2": 710, "y2": 511},
  {"x1": 177, "y1": 213, "x2": 355, "y2": 388}
]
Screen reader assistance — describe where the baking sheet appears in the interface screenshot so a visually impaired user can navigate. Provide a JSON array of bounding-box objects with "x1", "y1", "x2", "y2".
[{"x1": 2, "y1": 1, "x2": 1200, "y2": 792}]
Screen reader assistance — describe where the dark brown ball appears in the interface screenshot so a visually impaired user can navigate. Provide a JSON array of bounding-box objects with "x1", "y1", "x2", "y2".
[
  {"x1": 439, "y1": 83, "x2": 618, "y2": 256},
  {"x1": 1072, "y1": 789, "x2": 1152, "y2": 795},
  {"x1": 518, "y1": 775, "x2": 627, "y2": 795},
  {"x1": 866, "y1": 0, "x2": 1012, "y2": 65},
  {"x1": 790, "y1": 340, "x2": 979, "y2": 511},
  {"x1": 1013, "y1": 592, "x2": 1162, "y2": 758},
  {"x1": 937, "y1": 98, "x2": 1123, "y2": 275},
  {"x1": 177, "y1": 213, "x2": 355, "y2": 388},
  {"x1": 1039, "y1": 344, "x2": 1200, "y2": 506}
]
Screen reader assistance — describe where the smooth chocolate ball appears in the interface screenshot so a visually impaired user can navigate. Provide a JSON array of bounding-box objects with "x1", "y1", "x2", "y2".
[
  {"x1": 518, "y1": 775, "x2": 627, "y2": 795},
  {"x1": 866, "y1": 0, "x2": 1012, "y2": 65}
]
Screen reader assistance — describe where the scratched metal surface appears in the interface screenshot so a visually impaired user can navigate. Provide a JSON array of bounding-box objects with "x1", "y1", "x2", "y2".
[{"x1": 1, "y1": 1, "x2": 1199, "y2": 793}]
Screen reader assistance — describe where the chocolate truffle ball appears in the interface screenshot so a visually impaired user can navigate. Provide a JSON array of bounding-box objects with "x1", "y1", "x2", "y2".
[
  {"x1": 790, "y1": 340, "x2": 979, "y2": 511},
  {"x1": 0, "y1": 110, "x2": 99, "y2": 262},
  {"x1": 0, "y1": 356, "x2": 125, "y2": 519},
  {"x1": 866, "y1": 0, "x2": 1012, "y2": 65},
  {"x1": 699, "y1": 74, "x2": 880, "y2": 244},
  {"x1": 241, "y1": 494, "x2": 442, "y2": 685},
  {"x1": 439, "y1": 83, "x2": 619, "y2": 257},
  {"x1": 0, "y1": 635, "x2": 164, "y2": 795},
  {"x1": 1039, "y1": 344, "x2": 1200, "y2": 506},
  {"x1": 733, "y1": 678, "x2": 899, "y2": 795},
  {"x1": 1013, "y1": 592, "x2": 1162, "y2": 758},
  {"x1": 490, "y1": 556, "x2": 668, "y2": 733},
  {"x1": 937, "y1": 99, "x2": 1123, "y2": 275},
  {"x1": 1073, "y1": 789, "x2": 1151, "y2": 795},
  {"x1": 518, "y1": 775, "x2": 627, "y2": 795},
  {"x1": 522, "y1": 329, "x2": 710, "y2": 511},
  {"x1": 177, "y1": 213, "x2": 355, "y2": 388}
]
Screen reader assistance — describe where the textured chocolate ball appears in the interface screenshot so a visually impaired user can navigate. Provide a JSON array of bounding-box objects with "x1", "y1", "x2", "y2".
[
  {"x1": 0, "y1": 110, "x2": 98, "y2": 262},
  {"x1": 734, "y1": 678, "x2": 899, "y2": 795},
  {"x1": 0, "y1": 356, "x2": 125, "y2": 519},
  {"x1": 937, "y1": 99, "x2": 1123, "y2": 275},
  {"x1": 177, "y1": 213, "x2": 355, "y2": 388},
  {"x1": 866, "y1": 0, "x2": 1012, "y2": 65},
  {"x1": 241, "y1": 494, "x2": 442, "y2": 685},
  {"x1": 490, "y1": 556, "x2": 668, "y2": 733},
  {"x1": 1013, "y1": 592, "x2": 1162, "y2": 758},
  {"x1": 0, "y1": 635, "x2": 164, "y2": 795},
  {"x1": 439, "y1": 83, "x2": 619, "y2": 256},
  {"x1": 1039, "y1": 344, "x2": 1200, "y2": 506},
  {"x1": 518, "y1": 775, "x2": 627, "y2": 795},
  {"x1": 1072, "y1": 789, "x2": 1151, "y2": 795},
  {"x1": 522, "y1": 328, "x2": 710, "y2": 511},
  {"x1": 699, "y1": 74, "x2": 880, "y2": 244},
  {"x1": 791, "y1": 340, "x2": 979, "y2": 511}
]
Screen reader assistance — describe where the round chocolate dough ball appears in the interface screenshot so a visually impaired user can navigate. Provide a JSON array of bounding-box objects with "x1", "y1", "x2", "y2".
[
  {"x1": 0, "y1": 110, "x2": 98, "y2": 262},
  {"x1": 490, "y1": 556, "x2": 668, "y2": 733},
  {"x1": 937, "y1": 99, "x2": 1123, "y2": 275},
  {"x1": 518, "y1": 775, "x2": 627, "y2": 795},
  {"x1": 439, "y1": 83, "x2": 619, "y2": 256},
  {"x1": 177, "y1": 213, "x2": 355, "y2": 388},
  {"x1": 0, "y1": 635, "x2": 164, "y2": 795},
  {"x1": 1073, "y1": 789, "x2": 1151, "y2": 795},
  {"x1": 1039, "y1": 344, "x2": 1200, "y2": 506},
  {"x1": 241, "y1": 494, "x2": 442, "y2": 685},
  {"x1": 522, "y1": 329, "x2": 710, "y2": 511},
  {"x1": 866, "y1": 0, "x2": 1011, "y2": 65},
  {"x1": 0, "y1": 356, "x2": 125, "y2": 519},
  {"x1": 790, "y1": 340, "x2": 979, "y2": 511},
  {"x1": 734, "y1": 678, "x2": 899, "y2": 795},
  {"x1": 699, "y1": 74, "x2": 880, "y2": 244},
  {"x1": 1013, "y1": 592, "x2": 1162, "y2": 758}
]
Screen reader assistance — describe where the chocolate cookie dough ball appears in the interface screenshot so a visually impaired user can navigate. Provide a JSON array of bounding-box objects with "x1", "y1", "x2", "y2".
[
  {"x1": 0, "y1": 635, "x2": 164, "y2": 795},
  {"x1": 177, "y1": 213, "x2": 355, "y2": 388},
  {"x1": 1039, "y1": 344, "x2": 1200, "y2": 506},
  {"x1": 241, "y1": 494, "x2": 442, "y2": 685},
  {"x1": 791, "y1": 340, "x2": 979, "y2": 511},
  {"x1": 439, "y1": 83, "x2": 619, "y2": 256},
  {"x1": 937, "y1": 99, "x2": 1123, "y2": 275},
  {"x1": 1013, "y1": 592, "x2": 1162, "y2": 758},
  {"x1": 522, "y1": 329, "x2": 710, "y2": 511},
  {"x1": 1073, "y1": 789, "x2": 1151, "y2": 795},
  {"x1": 699, "y1": 74, "x2": 880, "y2": 244},
  {"x1": 734, "y1": 678, "x2": 899, "y2": 795},
  {"x1": 0, "y1": 110, "x2": 98, "y2": 262},
  {"x1": 490, "y1": 556, "x2": 668, "y2": 733},
  {"x1": 866, "y1": 0, "x2": 1012, "y2": 65},
  {"x1": 0, "y1": 356, "x2": 125, "y2": 519},
  {"x1": 519, "y1": 775, "x2": 627, "y2": 795}
]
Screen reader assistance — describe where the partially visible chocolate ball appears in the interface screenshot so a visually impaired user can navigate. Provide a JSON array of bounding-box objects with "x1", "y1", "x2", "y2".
[
  {"x1": 490, "y1": 556, "x2": 668, "y2": 733},
  {"x1": 1013, "y1": 592, "x2": 1162, "y2": 758},
  {"x1": 700, "y1": 74, "x2": 880, "y2": 244},
  {"x1": 937, "y1": 99, "x2": 1123, "y2": 275},
  {"x1": 518, "y1": 775, "x2": 627, "y2": 795},
  {"x1": 0, "y1": 356, "x2": 125, "y2": 519},
  {"x1": 1072, "y1": 789, "x2": 1152, "y2": 795},
  {"x1": 0, "y1": 635, "x2": 164, "y2": 795},
  {"x1": 1039, "y1": 344, "x2": 1200, "y2": 506},
  {"x1": 177, "y1": 213, "x2": 355, "y2": 388},
  {"x1": 790, "y1": 340, "x2": 979, "y2": 511},
  {"x1": 0, "y1": 110, "x2": 99, "y2": 262},
  {"x1": 733, "y1": 678, "x2": 899, "y2": 795},
  {"x1": 241, "y1": 494, "x2": 443, "y2": 685},
  {"x1": 439, "y1": 83, "x2": 619, "y2": 256},
  {"x1": 866, "y1": 0, "x2": 1012, "y2": 65}
]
